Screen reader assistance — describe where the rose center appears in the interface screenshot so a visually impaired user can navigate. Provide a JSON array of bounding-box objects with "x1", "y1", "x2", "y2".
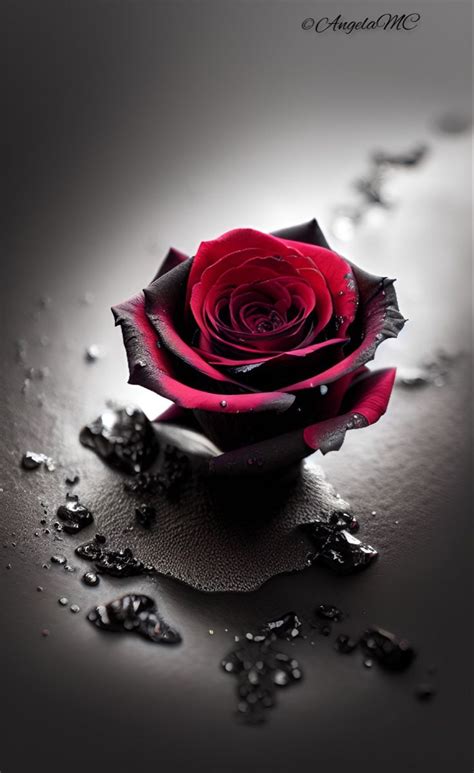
[{"x1": 252, "y1": 310, "x2": 283, "y2": 334}]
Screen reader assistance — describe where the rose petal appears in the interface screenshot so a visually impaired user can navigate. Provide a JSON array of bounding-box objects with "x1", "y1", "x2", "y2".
[
  {"x1": 272, "y1": 218, "x2": 331, "y2": 250},
  {"x1": 303, "y1": 367, "x2": 396, "y2": 451},
  {"x1": 283, "y1": 273, "x2": 405, "y2": 391},
  {"x1": 144, "y1": 259, "x2": 246, "y2": 386},
  {"x1": 152, "y1": 247, "x2": 189, "y2": 280},
  {"x1": 207, "y1": 368, "x2": 395, "y2": 476},
  {"x1": 112, "y1": 291, "x2": 295, "y2": 413}
]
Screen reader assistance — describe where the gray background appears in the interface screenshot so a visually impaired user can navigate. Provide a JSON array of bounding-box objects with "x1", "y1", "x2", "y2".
[{"x1": 1, "y1": 1, "x2": 472, "y2": 771}]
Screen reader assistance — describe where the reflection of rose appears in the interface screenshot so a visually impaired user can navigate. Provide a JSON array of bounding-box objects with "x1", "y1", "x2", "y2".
[{"x1": 113, "y1": 219, "x2": 405, "y2": 475}]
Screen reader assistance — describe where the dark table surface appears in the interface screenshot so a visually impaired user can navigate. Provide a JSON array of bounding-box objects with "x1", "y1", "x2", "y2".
[{"x1": 1, "y1": 1, "x2": 472, "y2": 771}]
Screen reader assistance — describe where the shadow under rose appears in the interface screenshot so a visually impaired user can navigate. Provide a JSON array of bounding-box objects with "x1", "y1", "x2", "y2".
[{"x1": 86, "y1": 423, "x2": 348, "y2": 592}]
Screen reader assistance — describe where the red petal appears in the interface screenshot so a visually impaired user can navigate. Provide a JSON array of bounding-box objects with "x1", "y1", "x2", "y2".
[
  {"x1": 303, "y1": 368, "x2": 396, "y2": 451},
  {"x1": 112, "y1": 289, "x2": 295, "y2": 413},
  {"x1": 207, "y1": 368, "x2": 395, "y2": 476}
]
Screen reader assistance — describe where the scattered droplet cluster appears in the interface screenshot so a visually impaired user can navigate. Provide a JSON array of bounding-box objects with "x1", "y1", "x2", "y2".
[{"x1": 222, "y1": 612, "x2": 303, "y2": 723}]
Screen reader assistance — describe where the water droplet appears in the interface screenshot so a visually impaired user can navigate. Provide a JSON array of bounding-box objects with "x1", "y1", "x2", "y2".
[
  {"x1": 221, "y1": 623, "x2": 303, "y2": 723},
  {"x1": 80, "y1": 406, "x2": 159, "y2": 474},
  {"x1": 87, "y1": 594, "x2": 181, "y2": 645},
  {"x1": 85, "y1": 344, "x2": 102, "y2": 362},
  {"x1": 41, "y1": 628, "x2": 50, "y2": 637},
  {"x1": 70, "y1": 604, "x2": 80, "y2": 614},
  {"x1": 58, "y1": 597, "x2": 68, "y2": 606},
  {"x1": 361, "y1": 627, "x2": 416, "y2": 671},
  {"x1": 220, "y1": 400, "x2": 228, "y2": 408},
  {"x1": 335, "y1": 634, "x2": 358, "y2": 654},
  {"x1": 21, "y1": 451, "x2": 55, "y2": 471},
  {"x1": 57, "y1": 496, "x2": 93, "y2": 535},
  {"x1": 50, "y1": 556, "x2": 66, "y2": 566},
  {"x1": 304, "y1": 515, "x2": 377, "y2": 575},
  {"x1": 319, "y1": 384, "x2": 328, "y2": 396},
  {"x1": 316, "y1": 604, "x2": 343, "y2": 622},
  {"x1": 75, "y1": 536, "x2": 147, "y2": 578},
  {"x1": 82, "y1": 571, "x2": 100, "y2": 587},
  {"x1": 37, "y1": 586, "x2": 44, "y2": 592},
  {"x1": 208, "y1": 629, "x2": 214, "y2": 636},
  {"x1": 363, "y1": 658, "x2": 373, "y2": 668}
]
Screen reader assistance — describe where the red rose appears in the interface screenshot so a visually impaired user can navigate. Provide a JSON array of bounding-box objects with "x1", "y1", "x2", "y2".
[{"x1": 113, "y1": 219, "x2": 405, "y2": 475}]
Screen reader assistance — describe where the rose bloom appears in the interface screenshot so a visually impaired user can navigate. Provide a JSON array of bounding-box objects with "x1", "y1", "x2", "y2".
[{"x1": 113, "y1": 220, "x2": 405, "y2": 475}]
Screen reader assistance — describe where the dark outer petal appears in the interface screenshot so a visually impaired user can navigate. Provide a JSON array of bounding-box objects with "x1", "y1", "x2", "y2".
[
  {"x1": 303, "y1": 367, "x2": 396, "y2": 451},
  {"x1": 152, "y1": 247, "x2": 189, "y2": 281},
  {"x1": 283, "y1": 274, "x2": 405, "y2": 391},
  {"x1": 112, "y1": 293, "x2": 295, "y2": 413},
  {"x1": 144, "y1": 259, "x2": 248, "y2": 387},
  {"x1": 207, "y1": 368, "x2": 395, "y2": 476},
  {"x1": 271, "y1": 217, "x2": 331, "y2": 250}
]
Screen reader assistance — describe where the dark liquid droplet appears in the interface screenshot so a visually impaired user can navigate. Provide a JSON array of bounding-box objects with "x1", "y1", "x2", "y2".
[
  {"x1": 87, "y1": 594, "x2": 181, "y2": 645},
  {"x1": 82, "y1": 571, "x2": 100, "y2": 587},
  {"x1": 50, "y1": 555, "x2": 67, "y2": 565},
  {"x1": 361, "y1": 626, "x2": 416, "y2": 671},
  {"x1": 304, "y1": 514, "x2": 377, "y2": 574},
  {"x1": 335, "y1": 634, "x2": 358, "y2": 654},
  {"x1": 262, "y1": 612, "x2": 302, "y2": 642},
  {"x1": 316, "y1": 604, "x2": 344, "y2": 622},
  {"x1": 79, "y1": 407, "x2": 159, "y2": 474},
  {"x1": 21, "y1": 451, "x2": 55, "y2": 471},
  {"x1": 57, "y1": 497, "x2": 93, "y2": 535},
  {"x1": 76, "y1": 535, "x2": 147, "y2": 578}
]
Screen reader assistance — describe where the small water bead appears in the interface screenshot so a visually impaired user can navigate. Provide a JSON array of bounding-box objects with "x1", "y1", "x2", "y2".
[
  {"x1": 363, "y1": 658, "x2": 374, "y2": 669},
  {"x1": 361, "y1": 627, "x2": 416, "y2": 671},
  {"x1": 58, "y1": 597, "x2": 68, "y2": 606},
  {"x1": 21, "y1": 451, "x2": 55, "y2": 471},
  {"x1": 51, "y1": 555, "x2": 67, "y2": 565},
  {"x1": 335, "y1": 634, "x2": 358, "y2": 654},
  {"x1": 220, "y1": 400, "x2": 228, "y2": 408},
  {"x1": 70, "y1": 604, "x2": 81, "y2": 614},
  {"x1": 319, "y1": 385, "x2": 328, "y2": 396},
  {"x1": 316, "y1": 604, "x2": 343, "y2": 622},
  {"x1": 85, "y1": 344, "x2": 102, "y2": 362},
  {"x1": 82, "y1": 571, "x2": 100, "y2": 587}
]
